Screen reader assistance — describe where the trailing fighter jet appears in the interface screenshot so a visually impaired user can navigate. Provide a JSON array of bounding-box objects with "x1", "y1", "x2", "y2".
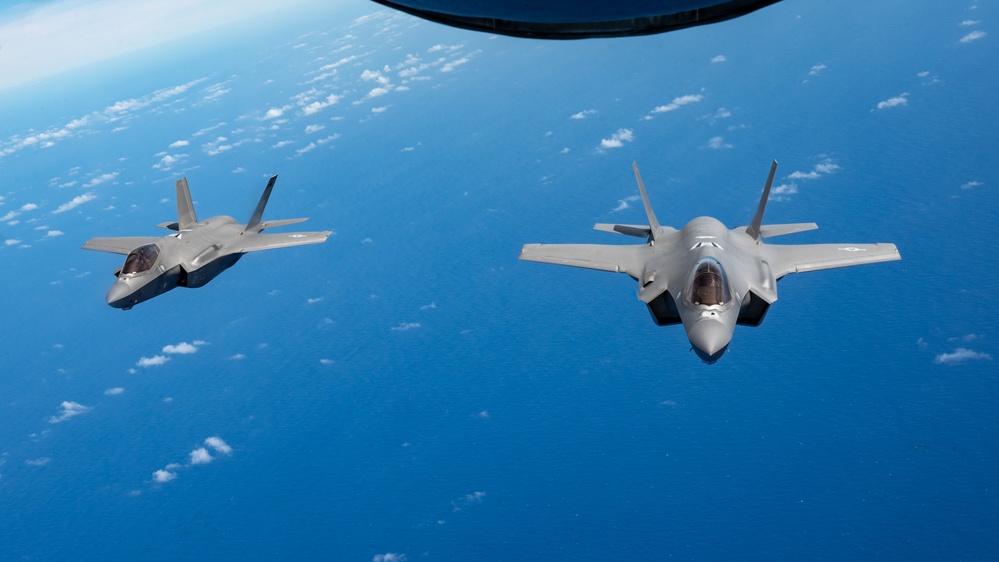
[
  {"x1": 83, "y1": 175, "x2": 331, "y2": 310},
  {"x1": 519, "y1": 161, "x2": 901, "y2": 363},
  {"x1": 370, "y1": 0, "x2": 781, "y2": 39}
]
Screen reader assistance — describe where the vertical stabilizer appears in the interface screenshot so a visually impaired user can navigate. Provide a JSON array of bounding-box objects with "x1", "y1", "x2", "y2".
[
  {"x1": 176, "y1": 178, "x2": 198, "y2": 229},
  {"x1": 245, "y1": 175, "x2": 278, "y2": 233},
  {"x1": 746, "y1": 160, "x2": 778, "y2": 241},
  {"x1": 632, "y1": 162, "x2": 661, "y2": 241}
]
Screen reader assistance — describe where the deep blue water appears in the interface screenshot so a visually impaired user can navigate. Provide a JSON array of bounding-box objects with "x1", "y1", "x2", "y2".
[{"x1": 1, "y1": 1, "x2": 997, "y2": 560}]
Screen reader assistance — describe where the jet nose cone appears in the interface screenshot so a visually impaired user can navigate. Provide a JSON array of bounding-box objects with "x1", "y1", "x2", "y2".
[
  {"x1": 105, "y1": 281, "x2": 134, "y2": 309},
  {"x1": 688, "y1": 319, "x2": 732, "y2": 364}
]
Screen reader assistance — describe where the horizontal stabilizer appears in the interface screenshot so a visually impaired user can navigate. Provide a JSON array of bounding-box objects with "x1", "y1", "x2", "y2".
[
  {"x1": 735, "y1": 222, "x2": 818, "y2": 238},
  {"x1": 82, "y1": 236, "x2": 161, "y2": 255},
  {"x1": 594, "y1": 223, "x2": 650, "y2": 238},
  {"x1": 247, "y1": 217, "x2": 309, "y2": 233},
  {"x1": 595, "y1": 223, "x2": 678, "y2": 238},
  {"x1": 156, "y1": 221, "x2": 180, "y2": 231}
]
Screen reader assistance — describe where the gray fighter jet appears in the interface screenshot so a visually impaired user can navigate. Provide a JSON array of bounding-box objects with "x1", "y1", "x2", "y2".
[
  {"x1": 520, "y1": 161, "x2": 901, "y2": 363},
  {"x1": 83, "y1": 175, "x2": 331, "y2": 310}
]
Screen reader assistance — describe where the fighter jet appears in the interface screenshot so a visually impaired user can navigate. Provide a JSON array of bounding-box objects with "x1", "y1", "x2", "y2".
[
  {"x1": 83, "y1": 175, "x2": 331, "y2": 310},
  {"x1": 519, "y1": 161, "x2": 901, "y2": 363},
  {"x1": 371, "y1": 0, "x2": 781, "y2": 39}
]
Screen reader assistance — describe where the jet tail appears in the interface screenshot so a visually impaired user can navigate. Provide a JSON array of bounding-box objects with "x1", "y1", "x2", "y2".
[
  {"x1": 245, "y1": 175, "x2": 278, "y2": 233},
  {"x1": 632, "y1": 162, "x2": 662, "y2": 241},
  {"x1": 176, "y1": 178, "x2": 198, "y2": 229},
  {"x1": 746, "y1": 160, "x2": 778, "y2": 241}
]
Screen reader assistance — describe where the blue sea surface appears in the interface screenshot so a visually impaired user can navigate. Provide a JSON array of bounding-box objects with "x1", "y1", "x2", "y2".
[{"x1": 1, "y1": 1, "x2": 996, "y2": 560}]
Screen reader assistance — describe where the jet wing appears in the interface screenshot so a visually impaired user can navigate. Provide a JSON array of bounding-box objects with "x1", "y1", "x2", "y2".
[
  {"x1": 519, "y1": 243, "x2": 650, "y2": 278},
  {"x1": 229, "y1": 231, "x2": 332, "y2": 253},
  {"x1": 765, "y1": 243, "x2": 901, "y2": 278},
  {"x1": 82, "y1": 236, "x2": 161, "y2": 255}
]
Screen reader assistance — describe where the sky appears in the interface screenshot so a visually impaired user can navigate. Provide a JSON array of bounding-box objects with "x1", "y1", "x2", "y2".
[
  {"x1": 0, "y1": 1, "x2": 996, "y2": 560},
  {"x1": 0, "y1": 0, "x2": 326, "y2": 90}
]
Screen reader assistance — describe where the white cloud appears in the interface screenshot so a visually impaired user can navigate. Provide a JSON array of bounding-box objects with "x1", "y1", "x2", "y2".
[
  {"x1": 809, "y1": 63, "x2": 826, "y2": 76},
  {"x1": 5, "y1": 239, "x2": 21, "y2": 246},
  {"x1": 788, "y1": 170, "x2": 820, "y2": 180},
  {"x1": 49, "y1": 401, "x2": 93, "y2": 424},
  {"x1": 189, "y1": 447, "x2": 213, "y2": 465},
  {"x1": 25, "y1": 457, "x2": 51, "y2": 467},
  {"x1": 373, "y1": 554, "x2": 407, "y2": 562},
  {"x1": 707, "y1": 136, "x2": 732, "y2": 149},
  {"x1": 153, "y1": 153, "x2": 188, "y2": 170},
  {"x1": 960, "y1": 30, "x2": 986, "y2": 43},
  {"x1": 83, "y1": 172, "x2": 118, "y2": 188},
  {"x1": 613, "y1": 195, "x2": 640, "y2": 212},
  {"x1": 272, "y1": 140, "x2": 293, "y2": 149},
  {"x1": 20, "y1": 203, "x2": 38, "y2": 211},
  {"x1": 934, "y1": 348, "x2": 992, "y2": 365},
  {"x1": 137, "y1": 355, "x2": 170, "y2": 367},
  {"x1": 961, "y1": 20, "x2": 980, "y2": 26},
  {"x1": 304, "y1": 124, "x2": 325, "y2": 134},
  {"x1": 320, "y1": 358, "x2": 335, "y2": 365},
  {"x1": 228, "y1": 353, "x2": 246, "y2": 360},
  {"x1": 710, "y1": 55, "x2": 726, "y2": 63},
  {"x1": 263, "y1": 106, "x2": 289, "y2": 119},
  {"x1": 599, "y1": 128, "x2": 634, "y2": 149},
  {"x1": 205, "y1": 436, "x2": 232, "y2": 455},
  {"x1": 45, "y1": 230, "x2": 64, "y2": 238},
  {"x1": 570, "y1": 109, "x2": 597, "y2": 120},
  {"x1": 301, "y1": 93, "x2": 342, "y2": 115},
  {"x1": 169, "y1": 140, "x2": 189, "y2": 148},
  {"x1": 52, "y1": 193, "x2": 96, "y2": 214},
  {"x1": 307, "y1": 297, "x2": 324, "y2": 304},
  {"x1": 162, "y1": 342, "x2": 198, "y2": 354},
  {"x1": 960, "y1": 180, "x2": 983, "y2": 190},
  {"x1": 104, "y1": 387, "x2": 125, "y2": 395},
  {"x1": 651, "y1": 94, "x2": 703, "y2": 115},
  {"x1": 391, "y1": 322, "x2": 422, "y2": 331},
  {"x1": 153, "y1": 469, "x2": 176, "y2": 483},
  {"x1": 875, "y1": 92, "x2": 909, "y2": 111}
]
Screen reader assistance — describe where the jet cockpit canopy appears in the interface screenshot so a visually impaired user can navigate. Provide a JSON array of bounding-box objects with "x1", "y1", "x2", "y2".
[
  {"x1": 121, "y1": 244, "x2": 160, "y2": 275},
  {"x1": 685, "y1": 257, "x2": 731, "y2": 307}
]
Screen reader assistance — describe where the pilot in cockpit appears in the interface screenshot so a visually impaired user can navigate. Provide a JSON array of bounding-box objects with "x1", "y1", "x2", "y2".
[
  {"x1": 121, "y1": 244, "x2": 160, "y2": 276},
  {"x1": 687, "y1": 258, "x2": 731, "y2": 307}
]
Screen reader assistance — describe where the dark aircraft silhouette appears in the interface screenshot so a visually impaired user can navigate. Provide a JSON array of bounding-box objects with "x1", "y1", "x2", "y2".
[{"x1": 370, "y1": 0, "x2": 781, "y2": 39}]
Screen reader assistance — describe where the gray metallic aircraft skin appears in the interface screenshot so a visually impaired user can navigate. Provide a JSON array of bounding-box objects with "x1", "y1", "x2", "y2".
[
  {"x1": 520, "y1": 161, "x2": 901, "y2": 363},
  {"x1": 370, "y1": 0, "x2": 781, "y2": 39},
  {"x1": 83, "y1": 175, "x2": 331, "y2": 310}
]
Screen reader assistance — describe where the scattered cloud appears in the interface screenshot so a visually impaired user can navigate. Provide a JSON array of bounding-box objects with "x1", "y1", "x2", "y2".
[
  {"x1": 373, "y1": 554, "x2": 406, "y2": 562},
  {"x1": 707, "y1": 136, "x2": 732, "y2": 149},
  {"x1": 189, "y1": 447, "x2": 213, "y2": 465},
  {"x1": 169, "y1": 140, "x2": 189, "y2": 148},
  {"x1": 307, "y1": 297, "x2": 324, "y2": 304},
  {"x1": 228, "y1": 353, "x2": 246, "y2": 360},
  {"x1": 613, "y1": 195, "x2": 640, "y2": 212},
  {"x1": 263, "y1": 106, "x2": 290, "y2": 119},
  {"x1": 137, "y1": 355, "x2": 170, "y2": 367},
  {"x1": 959, "y1": 30, "x2": 986, "y2": 43},
  {"x1": 49, "y1": 401, "x2": 93, "y2": 424},
  {"x1": 599, "y1": 128, "x2": 634, "y2": 149},
  {"x1": 304, "y1": 124, "x2": 326, "y2": 134},
  {"x1": 20, "y1": 203, "x2": 38, "y2": 211},
  {"x1": 391, "y1": 322, "x2": 422, "y2": 331},
  {"x1": 204, "y1": 436, "x2": 232, "y2": 455},
  {"x1": 25, "y1": 457, "x2": 51, "y2": 467},
  {"x1": 875, "y1": 92, "x2": 909, "y2": 111},
  {"x1": 934, "y1": 348, "x2": 992, "y2": 365},
  {"x1": 52, "y1": 193, "x2": 96, "y2": 214},
  {"x1": 710, "y1": 55, "x2": 726, "y2": 63},
  {"x1": 570, "y1": 109, "x2": 597, "y2": 120},
  {"x1": 960, "y1": 20, "x2": 980, "y2": 26},
  {"x1": 153, "y1": 469, "x2": 177, "y2": 483},
  {"x1": 961, "y1": 180, "x2": 983, "y2": 190},
  {"x1": 809, "y1": 63, "x2": 827, "y2": 76},
  {"x1": 163, "y1": 342, "x2": 198, "y2": 354},
  {"x1": 5, "y1": 239, "x2": 21, "y2": 246},
  {"x1": 83, "y1": 172, "x2": 118, "y2": 188},
  {"x1": 105, "y1": 387, "x2": 125, "y2": 395},
  {"x1": 649, "y1": 94, "x2": 703, "y2": 116}
]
